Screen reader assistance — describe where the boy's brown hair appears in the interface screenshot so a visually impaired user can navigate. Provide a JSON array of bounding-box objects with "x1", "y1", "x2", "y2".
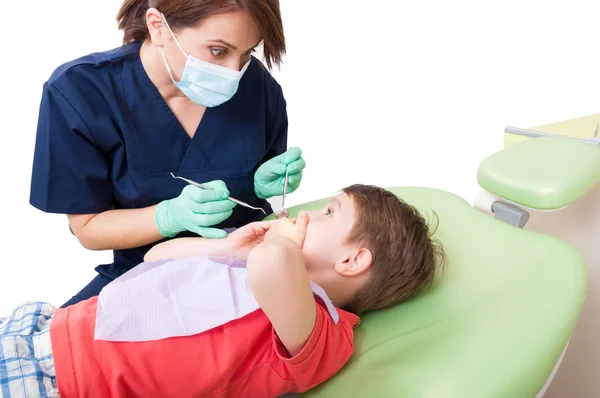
[{"x1": 342, "y1": 185, "x2": 446, "y2": 315}]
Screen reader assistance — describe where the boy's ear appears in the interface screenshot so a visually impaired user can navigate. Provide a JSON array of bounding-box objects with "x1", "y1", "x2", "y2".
[{"x1": 334, "y1": 248, "x2": 372, "y2": 276}]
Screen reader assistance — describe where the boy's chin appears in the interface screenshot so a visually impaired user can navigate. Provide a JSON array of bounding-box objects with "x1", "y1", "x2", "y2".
[
  {"x1": 300, "y1": 249, "x2": 313, "y2": 269},
  {"x1": 301, "y1": 253, "x2": 328, "y2": 275}
]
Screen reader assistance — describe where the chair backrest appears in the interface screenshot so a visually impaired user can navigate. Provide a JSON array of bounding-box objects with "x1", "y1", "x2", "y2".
[{"x1": 276, "y1": 186, "x2": 586, "y2": 398}]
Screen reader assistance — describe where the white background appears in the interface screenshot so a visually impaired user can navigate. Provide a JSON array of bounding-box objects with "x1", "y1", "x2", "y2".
[{"x1": 0, "y1": 0, "x2": 598, "y2": 314}]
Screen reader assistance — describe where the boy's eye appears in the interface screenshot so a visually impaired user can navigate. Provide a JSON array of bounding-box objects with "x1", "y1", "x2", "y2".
[{"x1": 324, "y1": 207, "x2": 333, "y2": 216}]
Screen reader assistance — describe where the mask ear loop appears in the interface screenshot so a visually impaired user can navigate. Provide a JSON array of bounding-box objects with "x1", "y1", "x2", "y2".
[
  {"x1": 158, "y1": 13, "x2": 188, "y2": 83},
  {"x1": 161, "y1": 13, "x2": 188, "y2": 57}
]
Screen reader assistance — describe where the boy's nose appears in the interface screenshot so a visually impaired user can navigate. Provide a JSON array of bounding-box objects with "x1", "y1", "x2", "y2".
[
  {"x1": 298, "y1": 210, "x2": 319, "y2": 221},
  {"x1": 297, "y1": 211, "x2": 310, "y2": 219}
]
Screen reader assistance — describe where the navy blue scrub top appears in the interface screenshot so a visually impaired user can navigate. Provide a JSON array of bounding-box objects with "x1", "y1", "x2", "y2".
[{"x1": 30, "y1": 41, "x2": 287, "y2": 280}]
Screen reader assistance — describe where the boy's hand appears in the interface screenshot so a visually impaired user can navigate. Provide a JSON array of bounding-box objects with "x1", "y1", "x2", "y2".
[
  {"x1": 225, "y1": 220, "x2": 277, "y2": 261},
  {"x1": 264, "y1": 214, "x2": 309, "y2": 248}
]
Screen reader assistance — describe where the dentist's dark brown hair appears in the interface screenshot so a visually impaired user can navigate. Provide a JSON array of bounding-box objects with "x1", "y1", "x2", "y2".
[{"x1": 116, "y1": 0, "x2": 286, "y2": 69}]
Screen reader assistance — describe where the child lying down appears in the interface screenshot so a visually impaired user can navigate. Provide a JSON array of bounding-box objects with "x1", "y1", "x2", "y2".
[{"x1": 0, "y1": 184, "x2": 445, "y2": 398}]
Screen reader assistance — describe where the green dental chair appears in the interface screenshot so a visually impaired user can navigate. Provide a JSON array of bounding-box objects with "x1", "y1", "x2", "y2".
[{"x1": 271, "y1": 135, "x2": 597, "y2": 397}]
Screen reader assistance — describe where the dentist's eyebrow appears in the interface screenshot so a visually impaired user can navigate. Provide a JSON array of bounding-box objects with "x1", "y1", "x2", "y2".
[
  {"x1": 207, "y1": 39, "x2": 261, "y2": 53},
  {"x1": 208, "y1": 39, "x2": 237, "y2": 50}
]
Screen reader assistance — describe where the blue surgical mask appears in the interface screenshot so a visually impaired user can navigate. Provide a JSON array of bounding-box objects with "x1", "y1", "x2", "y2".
[{"x1": 159, "y1": 14, "x2": 250, "y2": 107}]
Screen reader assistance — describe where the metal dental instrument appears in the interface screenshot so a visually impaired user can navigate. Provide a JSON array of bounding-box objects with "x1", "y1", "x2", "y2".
[
  {"x1": 170, "y1": 172, "x2": 266, "y2": 215},
  {"x1": 275, "y1": 168, "x2": 290, "y2": 219}
]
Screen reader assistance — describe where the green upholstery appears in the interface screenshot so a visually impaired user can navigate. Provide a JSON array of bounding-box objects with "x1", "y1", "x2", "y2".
[
  {"x1": 478, "y1": 137, "x2": 600, "y2": 210},
  {"x1": 270, "y1": 187, "x2": 586, "y2": 397}
]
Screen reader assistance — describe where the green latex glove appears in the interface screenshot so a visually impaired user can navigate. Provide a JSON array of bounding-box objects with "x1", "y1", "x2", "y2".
[
  {"x1": 154, "y1": 180, "x2": 236, "y2": 239},
  {"x1": 254, "y1": 147, "x2": 306, "y2": 199}
]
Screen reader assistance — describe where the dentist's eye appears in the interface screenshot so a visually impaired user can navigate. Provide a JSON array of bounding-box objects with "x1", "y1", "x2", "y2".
[{"x1": 210, "y1": 48, "x2": 227, "y2": 58}]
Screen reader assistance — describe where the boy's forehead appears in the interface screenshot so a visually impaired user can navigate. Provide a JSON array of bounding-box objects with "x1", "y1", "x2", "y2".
[
  {"x1": 331, "y1": 192, "x2": 355, "y2": 213},
  {"x1": 330, "y1": 192, "x2": 346, "y2": 205}
]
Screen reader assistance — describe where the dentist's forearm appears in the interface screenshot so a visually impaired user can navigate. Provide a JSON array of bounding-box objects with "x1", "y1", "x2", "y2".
[{"x1": 67, "y1": 206, "x2": 163, "y2": 251}]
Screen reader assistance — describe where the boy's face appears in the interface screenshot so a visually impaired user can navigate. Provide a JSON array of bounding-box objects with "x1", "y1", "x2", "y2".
[{"x1": 300, "y1": 192, "x2": 358, "y2": 274}]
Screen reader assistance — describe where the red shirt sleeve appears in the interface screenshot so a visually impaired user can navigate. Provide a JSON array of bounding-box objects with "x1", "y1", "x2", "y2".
[{"x1": 269, "y1": 300, "x2": 359, "y2": 391}]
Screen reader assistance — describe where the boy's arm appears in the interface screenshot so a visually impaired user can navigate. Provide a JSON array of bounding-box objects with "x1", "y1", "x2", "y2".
[
  {"x1": 144, "y1": 220, "x2": 275, "y2": 262},
  {"x1": 144, "y1": 238, "x2": 228, "y2": 262},
  {"x1": 247, "y1": 236, "x2": 317, "y2": 357}
]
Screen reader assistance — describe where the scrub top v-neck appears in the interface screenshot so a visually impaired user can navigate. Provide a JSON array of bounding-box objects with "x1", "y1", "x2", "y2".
[{"x1": 30, "y1": 41, "x2": 288, "y2": 279}]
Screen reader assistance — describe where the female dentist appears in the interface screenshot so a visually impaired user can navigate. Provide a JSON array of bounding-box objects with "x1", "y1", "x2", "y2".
[{"x1": 29, "y1": 0, "x2": 305, "y2": 307}]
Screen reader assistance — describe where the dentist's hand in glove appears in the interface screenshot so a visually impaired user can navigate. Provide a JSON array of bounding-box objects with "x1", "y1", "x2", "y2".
[
  {"x1": 254, "y1": 147, "x2": 306, "y2": 199},
  {"x1": 154, "y1": 180, "x2": 236, "y2": 239}
]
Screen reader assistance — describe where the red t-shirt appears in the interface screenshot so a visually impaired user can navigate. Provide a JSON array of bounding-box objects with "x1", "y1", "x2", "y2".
[{"x1": 50, "y1": 296, "x2": 359, "y2": 397}]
